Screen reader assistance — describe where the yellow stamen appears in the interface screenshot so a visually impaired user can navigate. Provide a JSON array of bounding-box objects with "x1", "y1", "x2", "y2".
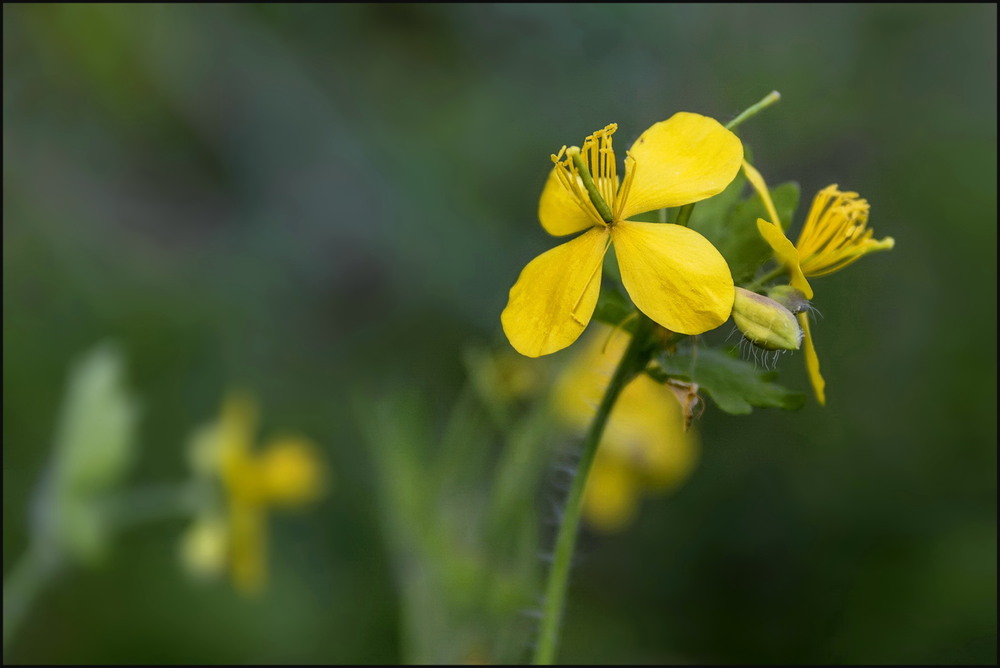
[
  {"x1": 797, "y1": 185, "x2": 895, "y2": 277},
  {"x1": 551, "y1": 147, "x2": 605, "y2": 227},
  {"x1": 614, "y1": 154, "x2": 638, "y2": 221},
  {"x1": 570, "y1": 149, "x2": 614, "y2": 223},
  {"x1": 551, "y1": 124, "x2": 621, "y2": 226}
]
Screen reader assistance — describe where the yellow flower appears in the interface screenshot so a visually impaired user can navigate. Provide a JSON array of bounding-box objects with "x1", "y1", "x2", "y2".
[
  {"x1": 554, "y1": 325, "x2": 698, "y2": 531},
  {"x1": 181, "y1": 393, "x2": 325, "y2": 593},
  {"x1": 501, "y1": 113, "x2": 744, "y2": 358},
  {"x1": 744, "y1": 161, "x2": 895, "y2": 404}
]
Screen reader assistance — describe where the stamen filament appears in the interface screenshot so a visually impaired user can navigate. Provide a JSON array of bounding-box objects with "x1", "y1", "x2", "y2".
[
  {"x1": 570, "y1": 148, "x2": 615, "y2": 224},
  {"x1": 552, "y1": 148, "x2": 605, "y2": 227},
  {"x1": 796, "y1": 186, "x2": 892, "y2": 276},
  {"x1": 614, "y1": 155, "x2": 637, "y2": 221}
]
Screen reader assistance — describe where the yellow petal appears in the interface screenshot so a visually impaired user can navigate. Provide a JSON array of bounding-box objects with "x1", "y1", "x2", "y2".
[
  {"x1": 611, "y1": 375, "x2": 698, "y2": 490},
  {"x1": 756, "y1": 218, "x2": 814, "y2": 300},
  {"x1": 501, "y1": 227, "x2": 610, "y2": 357},
  {"x1": 219, "y1": 393, "x2": 257, "y2": 459},
  {"x1": 551, "y1": 323, "x2": 630, "y2": 432},
  {"x1": 611, "y1": 221, "x2": 734, "y2": 335},
  {"x1": 257, "y1": 437, "x2": 326, "y2": 506},
  {"x1": 742, "y1": 160, "x2": 782, "y2": 227},
  {"x1": 229, "y1": 500, "x2": 266, "y2": 594},
  {"x1": 798, "y1": 312, "x2": 826, "y2": 405},
  {"x1": 619, "y1": 112, "x2": 743, "y2": 219},
  {"x1": 220, "y1": 397, "x2": 264, "y2": 505},
  {"x1": 538, "y1": 166, "x2": 597, "y2": 236},
  {"x1": 744, "y1": 160, "x2": 814, "y2": 299},
  {"x1": 179, "y1": 514, "x2": 228, "y2": 580}
]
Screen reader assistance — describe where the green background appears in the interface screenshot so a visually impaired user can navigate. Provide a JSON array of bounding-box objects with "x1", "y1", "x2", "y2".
[{"x1": 4, "y1": 4, "x2": 996, "y2": 664}]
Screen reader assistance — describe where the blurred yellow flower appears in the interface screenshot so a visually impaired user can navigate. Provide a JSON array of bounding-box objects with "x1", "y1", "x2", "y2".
[
  {"x1": 744, "y1": 161, "x2": 895, "y2": 404},
  {"x1": 179, "y1": 513, "x2": 228, "y2": 580},
  {"x1": 181, "y1": 393, "x2": 326, "y2": 593},
  {"x1": 554, "y1": 325, "x2": 697, "y2": 531},
  {"x1": 502, "y1": 113, "x2": 743, "y2": 358}
]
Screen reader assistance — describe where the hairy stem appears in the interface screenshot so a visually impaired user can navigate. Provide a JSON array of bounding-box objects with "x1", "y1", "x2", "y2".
[{"x1": 532, "y1": 315, "x2": 655, "y2": 665}]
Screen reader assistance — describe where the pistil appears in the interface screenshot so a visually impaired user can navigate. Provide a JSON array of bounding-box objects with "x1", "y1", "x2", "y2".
[{"x1": 568, "y1": 147, "x2": 615, "y2": 225}]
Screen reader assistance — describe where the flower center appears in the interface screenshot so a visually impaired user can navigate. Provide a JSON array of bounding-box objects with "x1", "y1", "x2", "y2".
[{"x1": 551, "y1": 124, "x2": 621, "y2": 226}]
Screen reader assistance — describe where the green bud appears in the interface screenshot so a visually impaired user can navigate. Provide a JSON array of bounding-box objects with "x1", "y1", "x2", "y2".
[
  {"x1": 732, "y1": 287, "x2": 802, "y2": 351},
  {"x1": 766, "y1": 285, "x2": 810, "y2": 314}
]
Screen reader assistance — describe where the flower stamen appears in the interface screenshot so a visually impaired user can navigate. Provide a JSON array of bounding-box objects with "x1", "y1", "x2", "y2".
[
  {"x1": 797, "y1": 185, "x2": 895, "y2": 276},
  {"x1": 614, "y1": 154, "x2": 637, "y2": 221},
  {"x1": 551, "y1": 124, "x2": 620, "y2": 226},
  {"x1": 569, "y1": 148, "x2": 614, "y2": 224}
]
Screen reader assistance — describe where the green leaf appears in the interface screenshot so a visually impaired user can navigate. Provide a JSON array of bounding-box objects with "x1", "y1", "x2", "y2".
[
  {"x1": 691, "y1": 177, "x2": 801, "y2": 285},
  {"x1": 653, "y1": 347, "x2": 805, "y2": 414},
  {"x1": 739, "y1": 180, "x2": 801, "y2": 234},
  {"x1": 592, "y1": 282, "x2": 635, "y2": 329},
  {"x1": 688, "y1": 168, "x2": 747, "y2": 237},
  {"x1": 44, "y1": 342, "x2": 139, "y2": 563},
  {"x1": 52, "y1": 343, "x2": 138, "y2": 495}
]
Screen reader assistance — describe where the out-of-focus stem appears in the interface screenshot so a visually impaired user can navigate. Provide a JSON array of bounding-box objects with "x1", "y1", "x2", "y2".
[
  {"x1": 3, "y1": 542, "x2": 58, "y2": 654},
  {"x1": 532, "y1": 315, "x2": 655, "y2": 665}
]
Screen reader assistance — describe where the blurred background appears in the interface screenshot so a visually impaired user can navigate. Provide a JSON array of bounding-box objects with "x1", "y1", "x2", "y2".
[{"x1": 3, "y1": 4, "x2": 996, "y2": 664}]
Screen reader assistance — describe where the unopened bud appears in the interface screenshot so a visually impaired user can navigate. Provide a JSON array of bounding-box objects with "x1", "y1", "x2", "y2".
[
  {"x1": 732, "y1": 287, "x2": 802, "y2": 351},
  {"x1": 766, "y1": 285, "x2": 810, "y2": 314}
]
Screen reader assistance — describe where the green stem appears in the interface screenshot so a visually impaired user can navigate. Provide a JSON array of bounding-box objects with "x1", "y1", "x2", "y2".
[
  {"x1": 3, "y1": 542, "x2": 59, "y2": 654},
  {"x1": 674, "y1": 203, "x2": 695, "y2": 227},
  {"x1": 726, "y1": 90, "x2": 781, "y2": 131},
  {"x1": 106, "y1": 482, "x2": 203, "y2": 530},
  {"x1": 533, "y1": 315, "x2": 655, "y2": 665},
  {"x1": 3, "y1": 483, "x2": 199, "y2": 655},
  {"x1": 744, "y1": 264, "x2": 788, "y2": 293}
]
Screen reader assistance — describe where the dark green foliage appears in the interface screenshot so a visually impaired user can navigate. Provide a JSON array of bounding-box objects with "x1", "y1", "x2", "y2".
[{"x1": 652, "y1": 347, "x2": 806, "y2": 414}]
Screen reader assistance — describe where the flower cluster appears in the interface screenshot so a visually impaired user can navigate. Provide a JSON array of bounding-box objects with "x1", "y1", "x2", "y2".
[
  {"x1": 496, "y1": 99, "x2": 895, "y2": 665},
  {"x1": 503, "y1": 109, "x2": 894, "y2": 407},
  {"x1": 181, "y1": 393, "x2": 326, "y2": 593}
]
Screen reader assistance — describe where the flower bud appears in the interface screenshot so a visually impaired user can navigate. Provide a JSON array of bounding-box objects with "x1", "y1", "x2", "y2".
[
  {"x1": 766, "y1": 285, "x2": 810, "y2": 314},
  {"x1": 732, "y1": 287, "x2": 802, "y2": 351}
]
